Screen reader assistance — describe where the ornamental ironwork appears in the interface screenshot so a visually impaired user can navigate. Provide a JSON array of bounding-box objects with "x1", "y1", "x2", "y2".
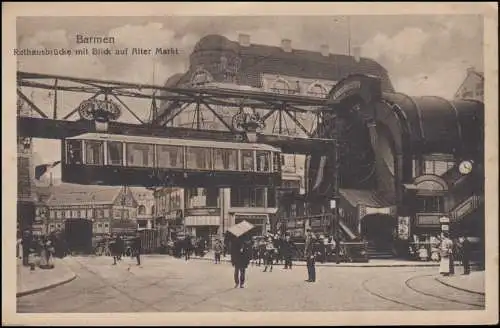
[
  {"x1": 231, "y1": 110, "x2": 265, "y2": 133},
  {"x1": 78, "y1": 98, "x2": 122, "y2": 122}
]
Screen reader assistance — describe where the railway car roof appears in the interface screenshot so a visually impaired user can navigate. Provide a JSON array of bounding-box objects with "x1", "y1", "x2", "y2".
[{"x1": 68, "y1": 133, "x2": 281, "y2": 152}]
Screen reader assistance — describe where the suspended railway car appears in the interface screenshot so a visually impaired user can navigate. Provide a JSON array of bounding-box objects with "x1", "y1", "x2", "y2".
[{"x1": 61, "y1": 133, "x2": 282, "y2": 187}]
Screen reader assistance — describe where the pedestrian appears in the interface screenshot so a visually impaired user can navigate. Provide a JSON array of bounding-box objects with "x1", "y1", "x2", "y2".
[
  {"x1": 213, "y1": 239, "x2": 223, "y2": 264},
  {"x1": 231, "y1": 237, "x2": 251, "y2": 288},
  {"x1": 116, "y1": 235, "x2": 124, "y2": 261},
  {"x1": 21, "y1": 230, "x2": 32, "y2": 266},
  {"x1": 46, "y1": 240, "x2": 55, "y2": 269},
  {"x1": 133, "y1": 233, "x2": 142, "y2": 266},
  {"x1": 282, "y1": 234, "x2": 295, "y2": 269},
  {"x1": 439, "y1": 232, "x2": 454, "y2": 276},
  {"x1": 304, "y1": 229, "x2": 316, "y2": 282},
  {"x1": 460, "y1": 235, "x2": 471, "y2": 275},
  {"x1": 184, "y1": 234, "x2": 192, "y2": 261},
  {"x1": 263, "y1": 237, "x2": 275, "y2": 272}
]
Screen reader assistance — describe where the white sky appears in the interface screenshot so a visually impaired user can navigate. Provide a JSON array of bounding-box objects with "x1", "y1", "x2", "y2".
[{"x1": 17, "y1": 15, "x2": 483, "y2": 180}]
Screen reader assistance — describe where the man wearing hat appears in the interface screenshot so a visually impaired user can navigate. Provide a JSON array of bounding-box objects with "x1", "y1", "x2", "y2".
[{"x1": 304, "y1": 229, "x2": 316, "y2": 282}]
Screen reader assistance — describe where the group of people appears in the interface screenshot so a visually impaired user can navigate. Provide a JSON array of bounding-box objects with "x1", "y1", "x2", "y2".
[
  {"x1": 227, "y1": 229, "x2": 325, "y2": 288},
  {"x1": 438, "y1": 232, "x2": 472, "y2": 276},
  {"x1": 170, "y1": 235, "x2": 209, "y2": 261},
  {"x1": 18, "y1": 230, "x2": 68, "y2": 270},
  {"x1": 411, "y1": 232, "x2": 473, "y2": 276},
  {"x1": 107, "y1": 233, "x2": 142, "y2": 266}
]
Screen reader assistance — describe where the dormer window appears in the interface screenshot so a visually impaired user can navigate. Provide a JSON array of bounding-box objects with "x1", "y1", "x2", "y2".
[
  {"x1": 270, "y1": 78, "x2": 293, "y2": 95},
  {"x1": 307, "y1": 82, "x2": 328, "y2": 98},
  {"x1": 191, "y1": 69, "x2": 213, "y2": 86}
]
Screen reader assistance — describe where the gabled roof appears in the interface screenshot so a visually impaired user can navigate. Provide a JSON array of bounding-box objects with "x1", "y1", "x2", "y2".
[{"x1": 44, "y1": 183, "x2": 123, "y2": 207}]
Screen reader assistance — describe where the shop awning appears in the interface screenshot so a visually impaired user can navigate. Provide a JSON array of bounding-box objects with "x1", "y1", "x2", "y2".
[{"x1": 184, "y1": 216, "x2": 220, "y2": 226}]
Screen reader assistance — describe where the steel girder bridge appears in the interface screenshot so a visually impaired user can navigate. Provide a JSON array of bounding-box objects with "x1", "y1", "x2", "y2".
[{"x1": 17, "y1": 71, "x2": 339, "y2": 154}]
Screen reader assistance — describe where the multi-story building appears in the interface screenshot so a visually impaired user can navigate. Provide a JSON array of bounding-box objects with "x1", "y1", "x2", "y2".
[
  {"x1": 154, "y1": 34, "x2": 393, "y2": 243},
  {"x1": 454, "y1": 67, "x2": 484, "y2": 102},
  {"x1": 131, "y1": 187, "x2": 155, "y2": 229},
  {"x1": 35, "y1": 184, "x2": 138, "y2": 244}
]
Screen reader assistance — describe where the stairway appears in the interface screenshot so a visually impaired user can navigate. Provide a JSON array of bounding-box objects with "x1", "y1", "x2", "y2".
[{"x1": 366, "y1": 242, "x2": 394, "y2": 259}]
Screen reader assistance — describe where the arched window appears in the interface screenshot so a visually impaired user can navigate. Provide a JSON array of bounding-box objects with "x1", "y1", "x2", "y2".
[
  {"x1": 307, "y1": 82, "x2": 328, "y2": 98},
  {"x1": 151, "y1": 205, "x2": 156, "y2": 216},
  {"x1": 138, "y1": 205, "x2": 146, "y2": 215},
  {"x1": 191, "y1": 69, "x2": 213, "y2": 86},
  {"x1": 270, "y1": 78, "x2": 292, "y2": 95}
]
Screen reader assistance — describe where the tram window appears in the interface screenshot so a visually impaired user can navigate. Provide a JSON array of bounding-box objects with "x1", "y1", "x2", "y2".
[
  {"x1": 157, "y1": 145, "x2": 183, "y2": 168},
  {"x1": 85, "y1": 141, "x2": 104, "y2": 165},
  {"x1": 107, "y1": 141, "x2": 123, "y2": 166},
  {"x1": 273, "y1": 152, "x2": 281, "y2": 173},
  {"x1": 67, "y1": 140, "x2": 83, "y2": 164},
  {"x1": 186, "y1": 147, "x2": 212, "y2": 170},
  {"x1": 256, "y1": 151, "x2": 270, "y2": 172},
  {"x1": 126, "y1": 143, "x2": 154, "y2": 167},
  {"x1": 241, "y1": 150, "x2": 254, "y2": 171},
  {"x1": 214, "y1": 149, "x2": 238, "y2": 170}
]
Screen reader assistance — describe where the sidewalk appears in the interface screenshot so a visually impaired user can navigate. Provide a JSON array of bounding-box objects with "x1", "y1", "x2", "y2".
[
  {"x1": 17, "y1": 257, "x2": 77, "y2": 297},
  {"x1": 435, "y1": 271, "x2": 485, "y2": 295},
  {"x1": 176, "y1": 251, "x2": 471, "y2": 268}
]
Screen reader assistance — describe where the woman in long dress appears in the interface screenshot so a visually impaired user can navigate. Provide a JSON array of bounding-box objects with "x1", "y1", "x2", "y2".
[{"x1": 439, "y1": 233, "x2": 454, "y2": 276}]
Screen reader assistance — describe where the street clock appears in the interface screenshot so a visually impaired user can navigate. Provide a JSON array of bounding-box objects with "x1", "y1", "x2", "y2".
[{"x1": 458, "y1": 160, "x2": 473, "y2": 175}]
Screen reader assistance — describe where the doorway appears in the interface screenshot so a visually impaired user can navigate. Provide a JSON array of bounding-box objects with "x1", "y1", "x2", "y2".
[
  {"x1": 64, "y1": 218, "x2": 93, "y2": 254},
  {"x1": 360, "y1": 214, "x2": 396, "y2": 250}
]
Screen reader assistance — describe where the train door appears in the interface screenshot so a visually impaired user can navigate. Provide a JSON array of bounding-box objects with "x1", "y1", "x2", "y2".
[{"x1": 64, "y1": 218, "x2": 93, "y2": 254}]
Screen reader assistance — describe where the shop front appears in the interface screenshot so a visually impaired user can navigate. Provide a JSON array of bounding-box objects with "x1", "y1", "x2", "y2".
[
  {"x1": 232, "y1": 213, "x2": 269, "y2": 237},
  {"x1": 184, "y1": 208, "x2": 220, "y2": 247}
]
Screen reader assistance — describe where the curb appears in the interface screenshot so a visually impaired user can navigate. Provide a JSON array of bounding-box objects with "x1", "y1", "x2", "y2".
[
  {"x1": 434, "y1": 276, "x2": 485, "y2": 296},
  {"x1": 17, "y1": 271, "x2": 77, "y2": 298}
]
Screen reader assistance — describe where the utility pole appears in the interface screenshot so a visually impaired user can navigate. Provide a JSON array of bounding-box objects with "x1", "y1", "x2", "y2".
[
  {"x1": 330, "y1": 115, "x2": 341, "y2": 264},
  {"x1": 347, "y1": 16, "x2": 351, "y2": 57}
]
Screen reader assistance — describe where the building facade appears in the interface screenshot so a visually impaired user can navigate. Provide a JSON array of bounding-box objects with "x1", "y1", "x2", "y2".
[
  {"x1": 35, "y1": 185, "x2": 138, "y2": 242},
  {"x1": 454, "y1": 67, "x2": 484, "y2": 102},
  {"x1": 131, "y1": 187, "x2": 155, "y2": 229},
  {"x1": 155, "y1": 34, "x2": 393, "y2": 242}
]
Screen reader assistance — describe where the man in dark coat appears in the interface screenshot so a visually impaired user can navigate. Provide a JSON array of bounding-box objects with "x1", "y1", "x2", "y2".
[
  {"x1": 304, "y1": 229, "x2": 316, "y2": 282},
  {"x1": 21, "y1": 230, "x2": 32, "y2": 266},
  {"x1": 231, "y1": 237, "x2": 251, "y2": 288},
  {"x1": 282, "y1": 235, "x2": 295, "y2": 269},
  {"x1": 184, "y1": 235, "x2": 192, "y2": 261},
  {"x1": 132, "y1": 233, "x2": 142, "y2": 266},
  {"x1": 460, "y1": 235, "x2": 471, "y2": 275}
]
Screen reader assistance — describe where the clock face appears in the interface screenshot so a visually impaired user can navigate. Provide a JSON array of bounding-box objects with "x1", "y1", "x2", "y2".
[{"x1": 459, "y1": 161, "x2": 473, "y2": 174}]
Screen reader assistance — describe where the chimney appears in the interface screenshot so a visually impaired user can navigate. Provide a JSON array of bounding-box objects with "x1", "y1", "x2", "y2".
[
  {"x1": 238, "y1": 33, "x2": 250, "y2": 47},
  {"x1": 320, "y1": 44, "x2": 329, "y2": 57},
  {"x1": 281, "y1": 39, "x2": 292, "y2": 52},
  {"x1": 352, "y1": 46, "x2": 361, "y2": 62}
]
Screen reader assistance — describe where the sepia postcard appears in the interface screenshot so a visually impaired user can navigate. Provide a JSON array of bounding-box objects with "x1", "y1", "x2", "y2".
[{"x1": 2, "y1": 2, "x2": 498, "y2": 326}]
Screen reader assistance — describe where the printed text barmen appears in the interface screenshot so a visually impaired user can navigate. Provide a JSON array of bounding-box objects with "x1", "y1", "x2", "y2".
[{"x1": 76, "y1": 34, "x2": 115, "y2": 44}]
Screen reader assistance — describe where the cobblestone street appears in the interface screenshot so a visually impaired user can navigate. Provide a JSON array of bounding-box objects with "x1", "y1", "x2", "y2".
[{"x1": 17, "y1": 255, "x2": 485, "y2": 313}]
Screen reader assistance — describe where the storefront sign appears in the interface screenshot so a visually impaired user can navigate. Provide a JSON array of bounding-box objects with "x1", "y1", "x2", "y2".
[{"x1": 417, "y1": 214, "x2": 441, "y2": 226}]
